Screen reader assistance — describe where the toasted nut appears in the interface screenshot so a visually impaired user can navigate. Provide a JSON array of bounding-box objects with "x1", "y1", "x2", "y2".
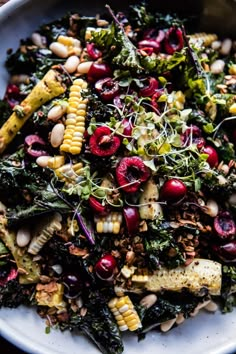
[
  {"x1": 50, "y1": 123, "x2": 65, "y2": 148},
  {"x1": 140, "y1": 294, "x2": 157, "y2": 309},
  {"x1": 16, "y1": 226, "x2": 31, "y2": 247}
]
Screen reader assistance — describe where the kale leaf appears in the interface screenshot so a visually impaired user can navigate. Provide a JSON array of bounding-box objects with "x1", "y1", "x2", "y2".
[{"x1": 0, "y1": 279, "x2": 34, "y2": 308}]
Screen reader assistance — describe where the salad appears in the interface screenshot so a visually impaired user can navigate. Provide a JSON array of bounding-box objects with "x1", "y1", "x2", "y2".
[{"x1": 0, "y1": 3, "x2": 236, "y2": 353}]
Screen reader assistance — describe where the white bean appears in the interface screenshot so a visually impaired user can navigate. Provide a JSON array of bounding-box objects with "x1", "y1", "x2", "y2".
[
  {"x1": 220, "y1": 38, "x2": 232, "y2": 56},
  {"x1": 140, "y1": 294, "x2": 157, "y2": 309},
  {"x1": 228, "y1": 193, "x2": 236, "y2": 206},
  {"x1": 210, "y1": 59, "x2": 225, "y2": 74},
  {"x1": 211, "y1": 40, "x2": 222, "y2": 51},
  {"x1": 160, "y1": 318, "x2": 176, "y2": 332},
  {"x1": 176, "y1": 313, "x2": 185, "y2": 325},
  {"x1": 36, "y1": 156, "x2": 51, "y2": 168},
  {"x1": 49, "y1": 42, "x2": 68, "y2": 58},
  {"x1": 50, "y1": 123, "x2": 65, "y2": 148},
  {"x1": 47, "y1": 104, "x2": 67, "y2": 122},
  {"x1": 204, "y1": 301, "x2": 218, "y2": 312},
  {"x1": 217, "y1": 175, "x2": 227, "y2": 185},
  {"x1": 77, "y1": 61, "x2": 93, "y2": 74},
  {"x1": 204, "y1": 199, "x2": 219, "y2": 217},
  {"x1": 64, "y1": 55, "x2": 80, "y2": 73},
  {"x1": 31, "y1": 32, "x2": 45, "y2": 48},
  {"x1": 16, "y1": 227, "x2": 31, "y2": 247}
]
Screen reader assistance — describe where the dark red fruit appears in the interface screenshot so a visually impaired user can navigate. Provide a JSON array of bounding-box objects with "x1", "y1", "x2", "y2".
[
  {"x1": 4, "y1": 84, "x2": 22, "y2": 108},
  {"x1": 202, "y1": 145, "x2": 219, "y2": 168},
  {"x1": 160, "y1": 179, "x2": 187, "y2": 203},
  {"x1": 116, "y1": 156, "x2": 150, "y2": 193},
  {"x1": 213, "y1": 241, "x2": 236, "y2": 262},
  {"x1": 123, "y1": 207, "x2": 140, "y2": 235},
  {"x1": 138, "y1": 39, "x2": 160, "y2": 54},
  {"x1": 87, "y1": 63, "x2": 112, "y2": 82},
  {"x1": 24, "y1": 134, "x2": 48, "y2": 157},
  {"x1": 182, "y1": 125, "x2": 206, "y2": 149},
  {"x1": 164, "y1": 27, "x2": 184, "y2": 55},
  {"x1": 94, "y1": 254, "x2": 117, "y2": 281},
  {"x1": 89, "y1": 196, "x2": 107, "y2": 214},
  {"x1": 139, "y1": 77, "x2": 159, "y2": 97},
  {"x1": 95, "y1": 78, "x2": 120, "y2": 101},
  {"x1": 0, "y1": 267, "x2": 18, "y2": 286},
  {"x1": 86, "y1": 43, "x2": 102, "y2": 60},
  {"x1": 62, "y1": 273, "x2": 83, "y2": 299},
  {"x1": 214, "y1": 211, "x2": 236, "y2": 240},
  {"x1": 155, "y1": 30, "x2": 165, "y2": 43},
  {"x1": 122, "y1": 118, "x2": 133, "y2": 138},
  {"x1": 89, "y1": 126, "x2": 120, "y2": 157}
]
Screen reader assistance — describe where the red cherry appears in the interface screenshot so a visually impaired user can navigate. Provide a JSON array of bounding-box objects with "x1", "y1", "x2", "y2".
[
  {"x1": 164, "y1": 27, "x2": 184, "y2": 55},
  {"x1": 86, "y1": 43, "x2": 102, "y2": 60},
  {"x1": 89, "y1": 126, "x2": 121, "y2": 157},
  {"x1": 87, "y1": 63, "x2": 112, "y2": 82},
  {"x1": 160, "y1": 179, "x2": 187, "y2": 203},
  {"x1": 95, "y1": 78, "x2": 120, "y2": 101},
  {"x1": 139, "y1": 77, "x2": 159, "y2": 97},
  {"x1": 88, "y1": 196, "x2": 107, "y2": 214},
  {"x1": 123, "y1": 207, "x2": 140, "y2": 235},
  {"x1": 213, "y1": 212, "x2": 236, "y2": 240},
  {"x1": 202, "y1": 145, "x2": 219, "y2": 168},
  {"x1": 138, "y1": 39, "x2": 160, "y2": 54},
  {"x1": 94, "y1": 254, "x2": 117, "y2": 280},
  {"x1": 122, "y1": 118, "x2": 133, "y2": 137}
]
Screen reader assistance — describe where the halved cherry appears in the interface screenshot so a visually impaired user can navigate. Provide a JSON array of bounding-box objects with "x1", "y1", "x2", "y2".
[
  {"x1": 89, "y1": 126, "x2": 120, "y2": 157},
  {"x1": 164, "y1": 27, "x2": 184, "y2": 55},
  {"x1": 181, "y1": 125, "x2": 206, "y2": 149},
  {"x1": 86, "y1": 43, "x2": 102, "y2": 60},
  {"x1": 95, "y1": 78, "x2": 120, "y2": 101},
  {"x1": 214, "y1": 211, "x2": 236, "y2": 240},
  {"x1": 116, "y1": 156, "x2": 150, "y2": 193},
  {"x1": 139, "y1": 77, "x2": 159, "y2": 97},
  {"x1": 123, "y1": 207, "x2": 140, "y2": 235},
  {"x1": 88, "y1": 196, "x2": 107, "y2": 214},
  {"x1": 138, "y1": 39, "x2": 160, "y2": 54},
  {"x1": 87, "y1": 63, "x2": 112, "y2": 82}
]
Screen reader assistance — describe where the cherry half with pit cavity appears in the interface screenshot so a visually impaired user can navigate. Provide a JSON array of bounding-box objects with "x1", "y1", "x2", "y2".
[
  {"x1": 214, "y1": 211, "x2": 236, "y2": 240},
  {"x1": 164, "y1": 27, "x2": 184, "y2": 55},
  {"x1": 89, "y1": 126, "x2": 121, "y2": 157},
  {"x1": 95, "y1": 78, "x2": 120, "y2": 101}
]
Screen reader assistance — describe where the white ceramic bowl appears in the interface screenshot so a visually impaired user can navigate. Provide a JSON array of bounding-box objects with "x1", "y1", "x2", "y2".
[{"x1": 0, "y1": 1, "x2": 236, "y2": 353}]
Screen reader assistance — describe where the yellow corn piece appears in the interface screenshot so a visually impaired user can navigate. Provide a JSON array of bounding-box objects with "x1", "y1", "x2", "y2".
[
  {"x1": 57, "y1": 35, "x2": 82, "y2": 56},
  {"x1": 132, "y1": 274, "x2": 149, "y2": 283},
  {"x1": 60, "y1": 79, "x2": 88, "y2": 155},
  {"x1": 229, "y1": 103, "x2": 236, "y2": 115},
  {"x1": 55, "y1": 161, "x2": 84, "y2": 184},
  {"x1": 28, "y1": 213, "x2": 62, "y2": 255},
  {"x1": 47, "y1": 155, "x2": 65, "y2": 169},
  {"x1": 0, "y1": 69, "x2": 66, "y2": 154},
  {"x1": 145, "y1": 258, "x2": 222, "y2": 296},
  {"x1": 188, "y1": 33, "x2": 218, "y2": 47},
  {"x1": 94, "y1": 212, "x2": 122, "y2": 234},
  {"x1": 108, "y1": 295, "x2": 142, "y2": 332}
]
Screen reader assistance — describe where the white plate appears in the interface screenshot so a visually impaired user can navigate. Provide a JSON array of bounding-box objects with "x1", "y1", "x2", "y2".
[{"x1": 0, "y1": 1, "x2": 236, "y2": 353}]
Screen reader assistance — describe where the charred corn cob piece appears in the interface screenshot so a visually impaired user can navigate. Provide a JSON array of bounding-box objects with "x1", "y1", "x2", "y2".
[
  {"x1": 94, "y1": 212, "x2": 122, "y2": 234},
  {"x1": 55, "y1": 162, "x2": 84, "y2": 183},
  {"x1": 188, "y1": 33, "x2": 218, "y2": 47},
  {"x1": 145, "y1": 259, "x2": 222, "y2": 296},
  {"x1": 108, "y1": 295, "x2": 142, "y2": 332},
  {"x1": 0, "y1": 216, "x2": 40, "y2": 284},
  {"x1": 60, "y1": 78, "x2": 88, "y2": 155},
  {"x1": 0, "y1": 69, "x2": 66, "y2": 154},
  {"x1": 47, "y1": 155, "x2": 65, "y2": 169},
  {"x1": 28, "y1": 213, "x2": 62, "y2": 255}
]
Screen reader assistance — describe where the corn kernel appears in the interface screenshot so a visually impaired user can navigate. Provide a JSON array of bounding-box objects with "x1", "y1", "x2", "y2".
[{"x1": 229, "y1": 103, "x2": 236, "y2": 115}]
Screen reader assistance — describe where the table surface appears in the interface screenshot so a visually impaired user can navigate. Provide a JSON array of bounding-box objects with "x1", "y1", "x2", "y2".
[{"x1": 0, "y1": 2, "x2": 26, "y2": 350}]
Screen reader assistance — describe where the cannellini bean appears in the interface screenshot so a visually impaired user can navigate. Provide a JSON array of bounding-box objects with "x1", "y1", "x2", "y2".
[
  {"x1": 190, "y1": 300, "x2": 211, "y2": 317},
  {"x1": 49, "y1": 42, "x2": 68, "y2": 58},
  {"x1": 36, "y1": 155, "x2": 51, "y2": 167},
  {"x1": 160, "y1": 317, "x2": 177, "y2": 332},
  {"x1": 211, "y1": 40, "x2": 222, "y2": 51},
  {"x1": 50, "y1": 123, "x2": 65, "y2": 148},
  {"x1": 77, "y1": 61, "x2": 93, "y2": 74},
  {"x1": 176, "y1": 313, "x2": 185, "y2": 325},
  {"x1": 64, "y1": 55, "x2": 80, "y2": 73},
  {"x1": 228, "y1": 193, "x2": 236, "y2": 206},
  {"x1": 217, "y1": 175, "x2": 227, "y2": 185},
  {"x1": 31, "y1": 32, "x2": 45, "y2": 48},
  {"x1": 10, "y1": 74, "x2": 30, "y2": 84},
  {"x1": 210, "y1": 59, "x2": 225, "y2": 74},
  {"x1": 16, "y1": 227, "x2": 31, "y2": 247},
  {"x1": 204, "y1": 300, "x2": 218, "y2": 312},
  {"x1": 204, "y1": 199, "x2": 219, "y2": 217},
  {"x1": 220, "y1": 38, "x2": 232, "y2": 56},
  {"x1": 47, "y1": 104, "x2": 67, "y2": 121},
  {"x1": 140, "y1": 294, "x2": 157, "y2": 309}
]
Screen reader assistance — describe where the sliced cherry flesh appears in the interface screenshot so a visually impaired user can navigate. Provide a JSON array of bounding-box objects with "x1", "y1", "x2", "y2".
[
  {"x1": 214, "y1": 212, "x2": 236, "y2": 240},
  {"x1": 123, "y1": 207, "x2": 140, "y2": 235},
  {"x1": 95, "y1": 78, "x2": 120, "y2": 101}
]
